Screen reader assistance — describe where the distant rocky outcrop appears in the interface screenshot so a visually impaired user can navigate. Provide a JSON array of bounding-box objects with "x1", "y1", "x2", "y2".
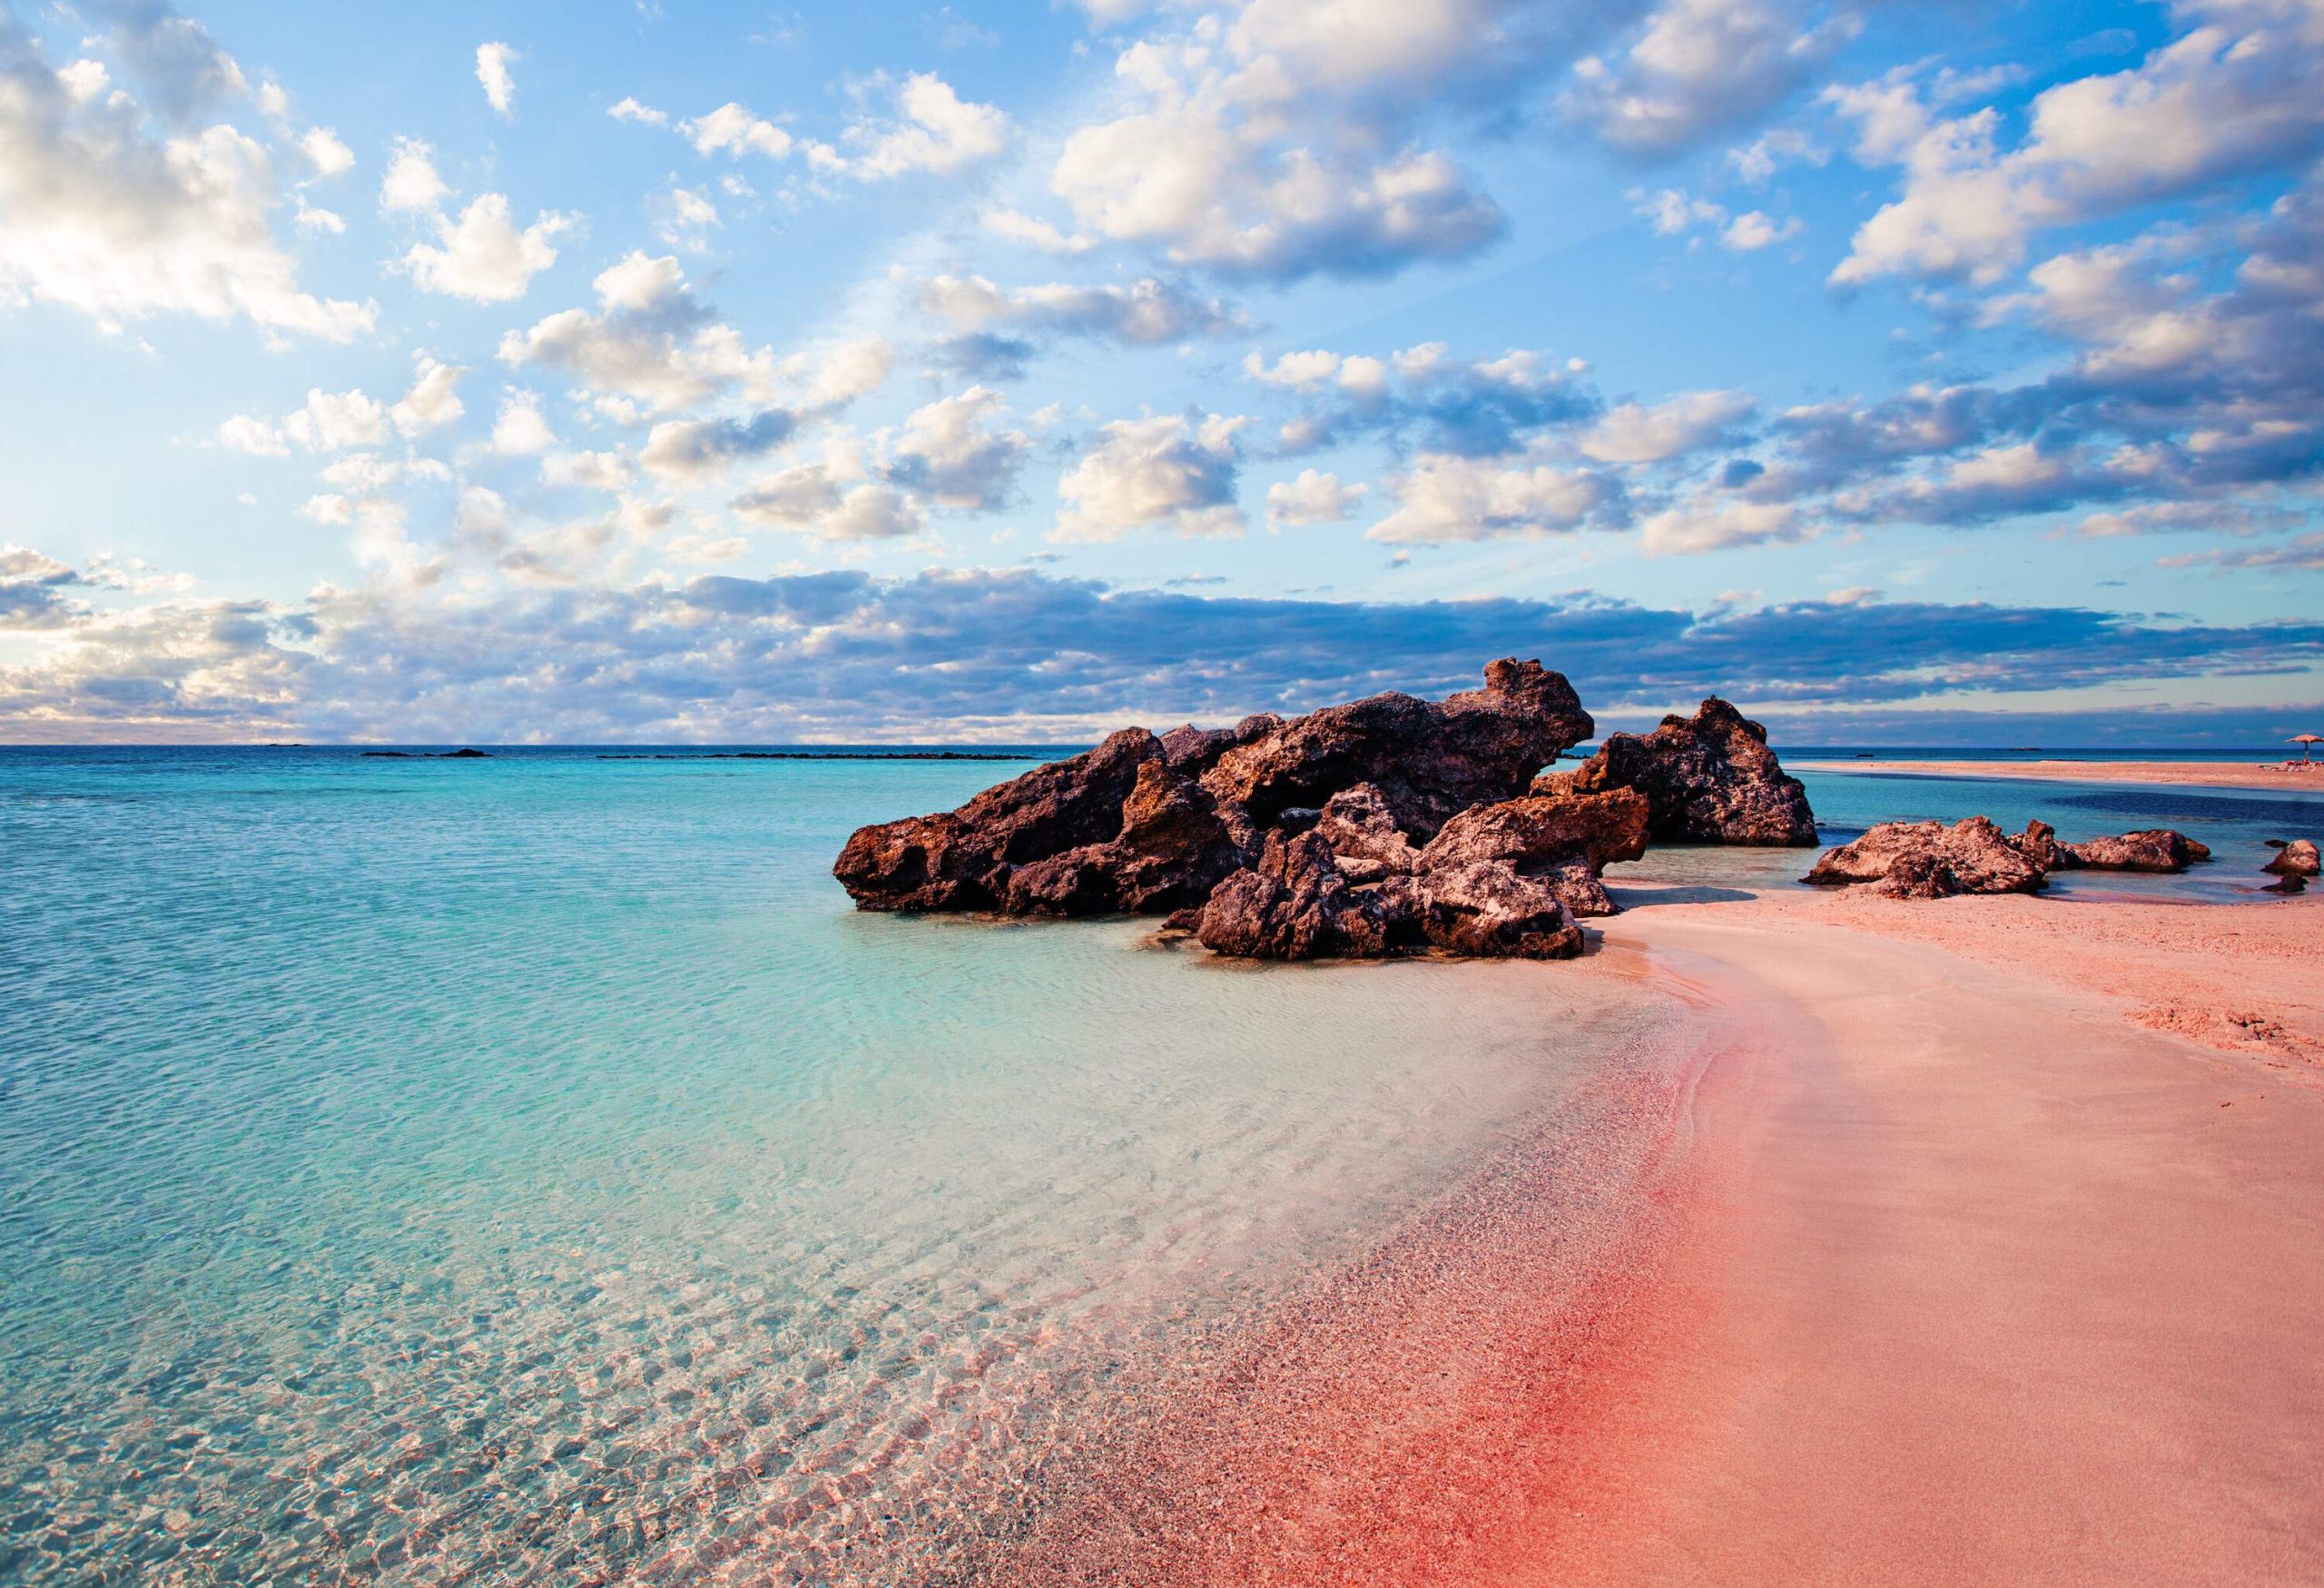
[
  {"x1": 2056, "y1": 829, "x2": 2212, "y2": 873},
  {"x1": 1805, "y1": 816, "x2": 2053, "y2": 899},
  {"x1": 1536, "y1": 696, "x2": 1817, "y2": 846},
  {"x1": 2264, "y1": 838, "x2": 2320, "y2": 879},
  {"x1": 832, "y1": 661, "x2": 1600, "y2": 953}
]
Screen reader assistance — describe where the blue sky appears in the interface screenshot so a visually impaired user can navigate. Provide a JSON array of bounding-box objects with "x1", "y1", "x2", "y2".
[{"x1": 2, "y1": 0, "x2": 2320, "y2": 742}]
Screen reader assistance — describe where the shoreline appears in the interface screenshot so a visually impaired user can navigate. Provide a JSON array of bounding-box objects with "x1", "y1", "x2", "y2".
[
  {"x1": 1529, "y1": 889, "x2": 2324, "y2": 1583},
  {"x1": 1796, "y1": 757, "x2": 2324, "y2": 793}
]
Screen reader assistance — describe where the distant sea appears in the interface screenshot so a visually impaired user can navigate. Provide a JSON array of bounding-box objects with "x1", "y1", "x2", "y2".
[{"x1": 2, "y1": 744, "x2": 2314, "y2": 1582}]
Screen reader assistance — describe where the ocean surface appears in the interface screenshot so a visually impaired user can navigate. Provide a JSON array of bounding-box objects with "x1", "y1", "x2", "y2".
[{"x1": 2, "y1": 745, "x2": 2314, "y2": 1583}]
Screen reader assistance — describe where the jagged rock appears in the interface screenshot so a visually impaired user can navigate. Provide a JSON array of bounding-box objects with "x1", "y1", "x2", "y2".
[
  {"x1": 1539, "y1": 696, "x2": 1815, "y2": 846},
  {"x1": 1195, "y1": 831, "x2": 1398, "y2": 960},
  {"x1": 2007, "y1": 819, "x2": 2059, "y2": 870},
  {"x1": 1200, "y1": 658, "x2": 1593, "y2": 841},
  {"x1": 1395, "y1": 862, "x2": 1583, "y2": 960},
  {"x1": 1316, "y1": 783, "x2": 1422, "y2": 877},
  {"x1": 2264, "y1": 838, "x2": 2321, "y2": 878},
  {"x1": 834, "y1": 727, "x2": 1216, "y2": 912},
  {"x1": 1416, "y1": 789, "x2": 1649, "y2": 918},
  {"x1": 1159, "y1": 713, "x2": 1281, "y2": 774},
  {"x1": 2057, "y1": 829, "x2": 2213, "y2": 873},
  {"x1": 1805, "y1": 816, "x2": 2051, "y2": 899}
]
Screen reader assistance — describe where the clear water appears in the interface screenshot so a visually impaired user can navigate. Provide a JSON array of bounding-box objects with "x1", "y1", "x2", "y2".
[
  {"x1": 0, "y1": 747, "x2": 1676, "y2": 1586},
  {"x1": 4, "y1": 745, "x2": 2305, "y2": 1585}
]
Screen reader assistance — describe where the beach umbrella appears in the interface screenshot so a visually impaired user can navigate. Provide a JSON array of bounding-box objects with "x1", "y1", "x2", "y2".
[{"x1": 2291, "y1": 734, "x2": 2323, "y2": 762}]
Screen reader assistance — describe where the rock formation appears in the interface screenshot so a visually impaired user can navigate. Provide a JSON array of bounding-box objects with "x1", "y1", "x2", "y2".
[
  {"x1": 832, "y1": 661, "x2": 1599, "y2": 950},
  {"x1": 2055, "y1": 829, "x2": 2212, "y2": 873},
  {"x1": 1805, "y1": 817, "x2": 2053, "y2": 899},
  {"x1": 1536, "y1": 696, "x2": 1816, "y2": 846},
  {"x1": 2264, "y1": 838, "x2": 2321, "y2": 879}
]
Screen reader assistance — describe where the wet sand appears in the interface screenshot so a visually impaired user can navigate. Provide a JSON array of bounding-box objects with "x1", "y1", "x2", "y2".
[
  {"x1": 1797, "y1": 757, "x2": 2324, "y2": 793},
  {"x1": 1530, "y1": 892, "x2": 2324, "y2": 1585},
  {"x1": 981, "y1": 888, "x2": 2324, "y2": 1585}
]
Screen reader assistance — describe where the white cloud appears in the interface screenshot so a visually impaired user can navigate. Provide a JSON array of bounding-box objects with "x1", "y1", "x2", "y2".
[
  {"x1": 1053, "y1": 413, "x2": 1246, "y2": 542},
  {"x1": 223, "y1": 388, "x2": 391, "y2": 454},
  {"x1": 1631, "y1": 185, "x2": 1727, "y2": 236},
  {"x1": 638, "y1": 410, "x2": 798, "y2": 479},
  {"x1": 0, "y1": 31, "x2": 373, "y2": 341},
  {"x1": 785, "y1": 337, "x2": 895, "y2": 408},
  {"x1": 379, "y1": 137, "x2": 448, "y2": 212},
  {"x1": 980, "y1": 207, "x2": 1097, "y2": 254},
  {"x1": 609, "y1": 96, "x2": 669, "y2": 127},
  {"x1": 656, "y1": 185, "x2": 721, "y2": 250},
  {"x1": 390, "y1": 355, "x2": 467, "y2": 437},
  {"x1": 1580, "y1": 390, "x2": 1755, "y2": 462},
  {"x1": 1639, "y1": 496, "x2": 1804, "y2": 555},
  {"x1": 921, "y1": 273, "x2": 1244, "y2": 345},
  {"x1": 731, "y1": 460, "x2": 925, "y2": 540},
  {"x1": 500, "y1": 253, "x2": 771, "y2": 415},
  {"x1": 1721, "y1": 210, "x2": 1802, "y2": 250},
  {"x1": 293, "y1": 197, "x2": 344, "y2": 233},
  {"x1": 543, "y1": 449, "x2": 632, "y2": 490},
  {"x1": 476, "y1": 43, "x2": 517, "y2": 118},
  {"x1": 1567, "y1": 0, "x2": 1854, "y2": 156},
  {"x1": 1831, "y1": 10, "x2": 2324, "y2": 287},
  {"x1": 886, "y1": 386, "x2": 1029, "y2": 510},
  {"x1": 300, "y1": 127, "x2": 353, "y2": 178},
  {"x1": 1265, "y1": 468, "x2": 1366, "y2": 526},
  {"x1": 818, "y1": 72, "x2": 1009, "y2": 179},
  {"x1": 216, "y1": 412, "x2": 290, "y2": 456},
  {"x1": 493, "y1": 390, "x2": 556, "y2": 454},
  {"x1": 399, "y1": 193, "x2": 573, "y2": 302},
  {"x1": 1365, "y1": 454, "x2": 1624, "y2": 542},
  {"x1": 682, "y1": 103, "x2": 794, "y2": 160}
]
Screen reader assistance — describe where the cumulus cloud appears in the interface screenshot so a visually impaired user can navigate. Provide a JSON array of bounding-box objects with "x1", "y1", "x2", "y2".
[
  {"x1": 1830, "y1": 7, "x2": 2324, "y2": 287},
  {"x1": 499, "y1": 252, "x2": 774, "y2": 415},
  {"x1": 0, "y1": 16, "x2": 373, "y2": 340},
  {"x1": 816, "y1": 72, "x2": 1009, "y2": 179},
  {"x1": 476, "y1": 43, "x2": 517, "y2": 118},
  {"x1": 390, "y1": 355, "x2": 467, "y2": 437},
  {"x1": 1579, "y1": 390, "x2": 1755, "y2": 462},
  {"x1": 638, "y1": 409, "x2": 799, "y2": 480},
  {"x1": 884, "y1": 386, "x2": 1029, "y2": 510},
  {"x1": 681, "y1": 102, "x2": 793, "y2": 160},
  {"x1": 1364, "y1": 453, "x2": 1626, "y2": 543},
  {"x1": 1265, "y1": 468, "x2": 1366, "y2": 526},
  {"x1": 300, "y1": 126, "x2": 353, "y2": 177},
  {"x1": 731, "y1": 464, "x2": 927, "y2": 541},
  {"x1": 491, "y1": 390, "x2": 556, "y2": 455},
  {"x1": 1054, "y1": 413, "x2": 1247, "y2": 541},
  {"x1": 379, "y1": 136, "x2": 448, "y2": 212},
  {"x1": 920, "y1": 273, "x2": 1246, "y2": 348},
  {"x1": 1248, "y1": 341, "x2": 1598, "y2": 457},
  {"x1": 219, "y1": 387, "x2": 389, "y2": 453},
  {"x1": 398, "y1": 192, "x2": 573, "y2": 303},
  {"x1": 1639, "y1": 495, "x2": 1806, "y2": 556},
  {"x1": 1567, "y1": 0, "x2": 1854, "y2": 157},
  {"x1": 980, "y1": 208, "x2": 1097, "y2": 254}
]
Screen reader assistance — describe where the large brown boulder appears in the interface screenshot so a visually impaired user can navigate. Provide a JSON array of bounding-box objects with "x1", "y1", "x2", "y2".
[
  {"x1": 1805, "y1": 816, "x2": 2051, "y2": 899},
  {"x1": 1314, "y1": 782, "x2": 1421, "y2": 883},
  {"x1": 1540, "y1": 696, "x2": 1816, "y2": 846},
  {"x1": 834, "y1": 729, "x2": 1243, "y2": 914},
  {"x1": 2057, "y1": 829, "x2": 2212, "y2": 873},
  {"x1": 1195, "y1": 831, "x2": 1399, "y2": 960},
  {"x1": 1393, "y1": 863, "x2": 1584, "y2": 960},
  {"x1": 1415, "y1": 789, "x2": 1649, "y2": 918},
  {"x1": 2264, "y1": 838, "x2": 2320, "y2": 878},
  {"x1": 1200, "y1": 658, "x2": 1593, "y2": 841}
]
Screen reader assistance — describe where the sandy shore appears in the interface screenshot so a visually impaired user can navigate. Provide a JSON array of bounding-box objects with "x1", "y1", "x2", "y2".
[
  {"x1": 1796, "y1": 757, "x2": 2324, "y2": 793},
  {"x1": 1522, "y1": 887, "x2": 2324, "y2": 1585}
]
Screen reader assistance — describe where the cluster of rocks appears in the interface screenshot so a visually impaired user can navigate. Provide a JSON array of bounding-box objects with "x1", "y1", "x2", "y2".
[
  {"x1": 1805, "y1": 817, "x2": 2216, "y2": 900},
  {"x1": 2265, "y1": 838, "x2": 2320, "y2": 893},
  {"x1": 832, "y1": 661, "x2": 1816, "y2": 960}
]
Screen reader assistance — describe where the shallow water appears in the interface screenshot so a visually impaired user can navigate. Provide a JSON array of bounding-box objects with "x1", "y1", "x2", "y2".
[
  {"x1": 4, "y1": 745, "x2": 2299, "y2": 1583},
  {"x1": 0, "y1": 748, "x2": 1674, "y2": 1585}
]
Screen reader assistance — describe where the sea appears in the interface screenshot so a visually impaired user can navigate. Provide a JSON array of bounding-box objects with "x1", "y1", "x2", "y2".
[{"x1": 2, "y1": 744, "x2": 2316, "y2": 1583}]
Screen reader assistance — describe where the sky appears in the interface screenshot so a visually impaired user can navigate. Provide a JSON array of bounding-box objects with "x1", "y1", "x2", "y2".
[{"x1": 2, "y1": 0, "x2": 2321, "y2": 744}]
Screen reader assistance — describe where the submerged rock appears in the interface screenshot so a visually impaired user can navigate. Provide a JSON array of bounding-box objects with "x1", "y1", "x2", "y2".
[
  {"x1": 2056, "y1": 829, "x2": 2213, "y2": 873},
  {"x1": 1806, "y1": 816, "x2": 2052, "y2": 899},
  {"x1": 1537, "y1": 696, "x2": 1816, "y2": 846},
  {"x1": 2263, "y1": 838, "x2": 2321, "y2": 879}
]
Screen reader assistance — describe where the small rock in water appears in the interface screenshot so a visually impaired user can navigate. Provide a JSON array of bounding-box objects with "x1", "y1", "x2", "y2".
[{"x1": 2262, "y1": 837, "x2": 2319, "y2": 878}]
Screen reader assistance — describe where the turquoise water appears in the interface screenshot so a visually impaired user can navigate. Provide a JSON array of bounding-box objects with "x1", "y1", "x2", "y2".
[
  {"x1": 3, "y1": 746, "x2": 2312, "y2": 1584},
  {"x1": 0, "y1": 748, "x2": 1677, "y2": 1585}
]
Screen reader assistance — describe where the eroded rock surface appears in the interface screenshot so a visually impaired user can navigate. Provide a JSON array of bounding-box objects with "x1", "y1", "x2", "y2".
[
  {"x1": 1806, "y1": 816, "x2": 2053, "y2": 899},
  {"x1": 2264, "y1": 838, "x2": 2321, "y2": 878},
  {"x1": 833, "y1": 661, "x2": 1595, "y2": 949},
  {"x1": 1194, "y1": 831, "x2": 1399, "y2": 960},
  {"x1": 1538, "y1": 696, "x2": 1815, "y2": 846},
  {"x1": 2057, "y1": 829, "x2": 2213, "y2": 873}
]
